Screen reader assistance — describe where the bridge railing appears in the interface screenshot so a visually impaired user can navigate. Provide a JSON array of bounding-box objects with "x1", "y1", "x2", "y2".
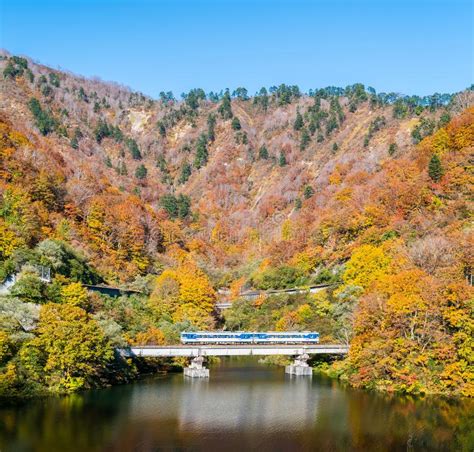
[{"x1": 122, "y1": 344, "x2": 349, "y2": 357}]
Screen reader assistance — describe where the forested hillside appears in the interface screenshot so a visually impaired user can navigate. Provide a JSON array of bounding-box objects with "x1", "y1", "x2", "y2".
[{"x1": 0, "y1": 51, "x2": 472, "y2": 397}]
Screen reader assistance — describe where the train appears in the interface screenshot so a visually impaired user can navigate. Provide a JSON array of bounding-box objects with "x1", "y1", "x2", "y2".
[{"x1": 180, "y1": 331, "x2": 319, "y2": 344}]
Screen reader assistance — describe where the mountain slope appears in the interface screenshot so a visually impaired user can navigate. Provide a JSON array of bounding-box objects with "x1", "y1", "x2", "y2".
[{"x1": 0, "y1": 51, "x2": 473, "y2": 396}]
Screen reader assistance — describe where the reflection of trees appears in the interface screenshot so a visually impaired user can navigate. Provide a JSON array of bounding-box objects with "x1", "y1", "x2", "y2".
[
  {"x1": 0, "y1": 388, "x2": 128, "y2": 452},
  {"x1": 345, "y1": 392, "x2": 474, "y2": 450}
]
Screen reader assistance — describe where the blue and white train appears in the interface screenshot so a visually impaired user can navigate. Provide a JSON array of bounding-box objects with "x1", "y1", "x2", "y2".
[{"x1": 180, "y1": 331, "x2": 319, "y2": 344}]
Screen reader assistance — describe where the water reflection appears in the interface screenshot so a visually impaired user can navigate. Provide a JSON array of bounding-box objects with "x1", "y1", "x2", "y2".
[{"x1": 1, "y1": 358, "x2": 473, "y2": 452}]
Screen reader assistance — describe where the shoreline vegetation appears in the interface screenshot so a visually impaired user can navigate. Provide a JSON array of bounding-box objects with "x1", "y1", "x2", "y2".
[{"x1": 0, "y1": 53, "x2": 472, "y2": 401}]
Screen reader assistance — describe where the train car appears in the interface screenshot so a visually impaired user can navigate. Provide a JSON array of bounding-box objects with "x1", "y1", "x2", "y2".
[
  {"x1": 181, "y1": 332, "x2": 253, "y2": 344},
  {"x1": 254, "y1": 332, "x2": 319, "y2": 344},
  {"x1": 180, "y1": 331, "x2": 319, "y2": 344}
]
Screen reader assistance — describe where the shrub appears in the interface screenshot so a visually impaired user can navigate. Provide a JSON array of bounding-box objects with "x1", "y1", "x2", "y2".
[{"x1": 251, "y1": 265, "x2": 307, "y2": 290}]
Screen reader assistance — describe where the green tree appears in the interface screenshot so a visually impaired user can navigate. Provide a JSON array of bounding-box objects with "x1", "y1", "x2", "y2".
[
  {"x1": 179, "y1": 162, "x2": 192, "y2": 184},
  {"x1": 207, "y1": 114, "x2": 217, "y2": 142},
  {"x1": 94, "y1": 119, "x2": 110, "y2": 143},
  {"x1": 438, "y1": 112, "x2": 451, "y2": 128},
  {"x1": 135, "y1": 164, "x2": 147, "y2": 179},
  {"x1": 183, "y1": 88, "x2": 205, "y2": 110},
  {"x1": 428, "y1": 154, "x2": 443, "y2": 182},
  {"x1": 176, "y1": 194, "x2": 191, "y2": 219},
  {"x1": 10, "y1": 272, "x2": 47, "y2": 304},
  {"x1": 393, "y1": 99, "x2": 408, "y2": 119},
  {"x1": 231, "y1": 117, "x2": 241, "y2": 131},
  {"x1": 156, "y1": 154, "x2": 167, "y2": 172},
  {"x1": 294, "y1": 109, "x2": 304, "y2": 131},
  {"x1": 332, "y1": 143, "x2": 339, "y2": 152},
  {"x1": 232, "y1": 87, "x2": 249, "y2": 100},
  {"x1": 411, "y1": 118, "x2": 436, "y2": 144},
  {"x1": 28, "y1": 98, "x2": 57, "y2": 136},
  {"x1": 160, "y1": 194, "x2": 191, "y2": 219},
  {"x1": 126, "y1": 138, "x2": 142, "y2": 160},
  {"x1": 251, "y1": 265, "x2": 306, "y2": 290},
  {"x1": 326, "y1": 115, "x2": 338, "y2": 135},
  {"x1": 254, "y1": 87, "x2": 269, "y2": 111},
  {"x1": 3, "y1": 61, "x2": 22, "y2": 79},
  {"x1": 48, "y1": 72, "x2": 60, "y2": 87},
  {"x1": 194, "y1": 134, "x2": 208, "y2": 168},
  {"x1": 388, "y1": 142, "x2": 397, "y2": 156},
  {"x1": 300, "y1": 129, "x2": 310, "y2": 151},
  {"x1": 258, "y1": 145, "x2": 269, "y2": 160},
  {"x1": 157, "y1": 121, "x2": 166, "y2": 137},
  {"x1": 78, "y1": 87, "x2": 88, "y2": 102},
  {"x1": 279, "y1": 151, "x2": 287, "y2": 167},
  {"x1": 218, "y1": 90, "x2": 233, "y2": 120},
  {"x1": 303, "y1": 185, "x2": 314, "y2": 199}
]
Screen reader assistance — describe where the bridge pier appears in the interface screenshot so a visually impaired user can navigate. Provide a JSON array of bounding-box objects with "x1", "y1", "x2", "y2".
[
  {"x1": 285, "y1": 353, "x2": 312, "y2": 376},
  {"x1": 184, "y1": 356, "x2": 209, "y2": 378}
]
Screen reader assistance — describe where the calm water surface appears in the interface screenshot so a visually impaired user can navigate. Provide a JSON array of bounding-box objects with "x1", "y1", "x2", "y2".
[{"x1": 1, "y1": 358, "x2": 473, "y2": 452}]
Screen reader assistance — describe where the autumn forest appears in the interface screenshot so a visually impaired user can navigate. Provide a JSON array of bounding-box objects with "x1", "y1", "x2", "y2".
[{"x1": 0, "y1": 51, "x2": 472, "y2": 398}]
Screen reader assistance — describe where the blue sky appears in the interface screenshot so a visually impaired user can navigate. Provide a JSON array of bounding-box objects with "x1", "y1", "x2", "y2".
[{"x1": 1, "y1": 0, "x2": 472, "y2": 98}]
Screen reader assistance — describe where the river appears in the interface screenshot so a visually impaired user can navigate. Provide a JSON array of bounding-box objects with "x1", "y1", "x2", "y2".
[{"x1": 1, "y1": 358, "x2": 472, "y2": 451}]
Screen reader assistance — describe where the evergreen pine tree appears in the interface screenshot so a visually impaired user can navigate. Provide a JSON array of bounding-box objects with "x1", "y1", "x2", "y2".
[
  {"x1": 294, "y1": 109, "x2": 304, "y2": 131},
  {"x1": 258, "y1": 146, "x2": 269, "y2": 160},
  {"x1": 304, "y1": 185, "x2": 314, "y2": 199},
  {"x1": 135, "y1": 164, "x2": 148, "y2": 179},
  {"x1": 179, "y1": 162, "x2": 192, "y2": 184},
  {"x1": 279, "y1": 151, "x2": 287, "y2": 167},
  {"x1": 231, "y1": 117, "x2": 241, "y2": 130},
  {"x1": 207, "y1": 114, "x2": 216, "y2": 142},
  {"x1": 428, "y1": 154, "x2": 443, "y2": 182},
  {"x1": 194, "y1": 134, "x2": 208, "y2": 168},
  {"x1": 218, "y1": 90, "x2": 233, "y2": 119},
  {"x1": 300, "y1": 129, "x2": 310, "y2": 151}
]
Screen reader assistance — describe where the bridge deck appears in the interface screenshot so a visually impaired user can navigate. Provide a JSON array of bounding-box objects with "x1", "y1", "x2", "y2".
[{"x1": 127, "y1": 344, "x2": 348, "y2": 357}]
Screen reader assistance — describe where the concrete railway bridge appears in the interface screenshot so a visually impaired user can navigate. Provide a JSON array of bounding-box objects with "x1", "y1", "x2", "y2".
[{"x1": 123, "y1": 344, "x2": 349, "y2": 378}]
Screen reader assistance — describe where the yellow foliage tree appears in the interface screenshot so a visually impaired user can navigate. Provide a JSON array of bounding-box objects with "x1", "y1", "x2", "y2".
[
  {"x1": 0, "y1": 220, "x2": 22, "y2": 259},
  {"x1": 289, "y1": 247, "x2": 322, "y2": 273},
  {"x1": 149, "y1": 261, "x2": 216, "y2": 323},
  {"x1": 133, "y1": 327, "x2": 165, "y2": 345},
  {"x1": 172, "y1": 304, "x2": 215, "y2": 330},
  {"x1": 61, "y1": 282, "x2": 89, "y2": 309},
  {"x1": 342, "y1": 244, "x2": 392, "y2": 290},
  {"x1": 281, "y1": 219, "x2": 292, "y2": 241}
]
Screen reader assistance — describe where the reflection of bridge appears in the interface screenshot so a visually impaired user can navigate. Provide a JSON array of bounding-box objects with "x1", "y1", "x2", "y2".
[
  {"x1": 127, "y1": 374, "x2": 321, "y2": 433},
  {"x1": 125, "y1": 344, "x2": 349, "y2": 378}
]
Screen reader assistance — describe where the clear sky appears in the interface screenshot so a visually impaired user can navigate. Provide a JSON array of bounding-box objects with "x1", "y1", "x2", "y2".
[{"x1": 1, "y1": 0, "x2": 473, "y2": 98}]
